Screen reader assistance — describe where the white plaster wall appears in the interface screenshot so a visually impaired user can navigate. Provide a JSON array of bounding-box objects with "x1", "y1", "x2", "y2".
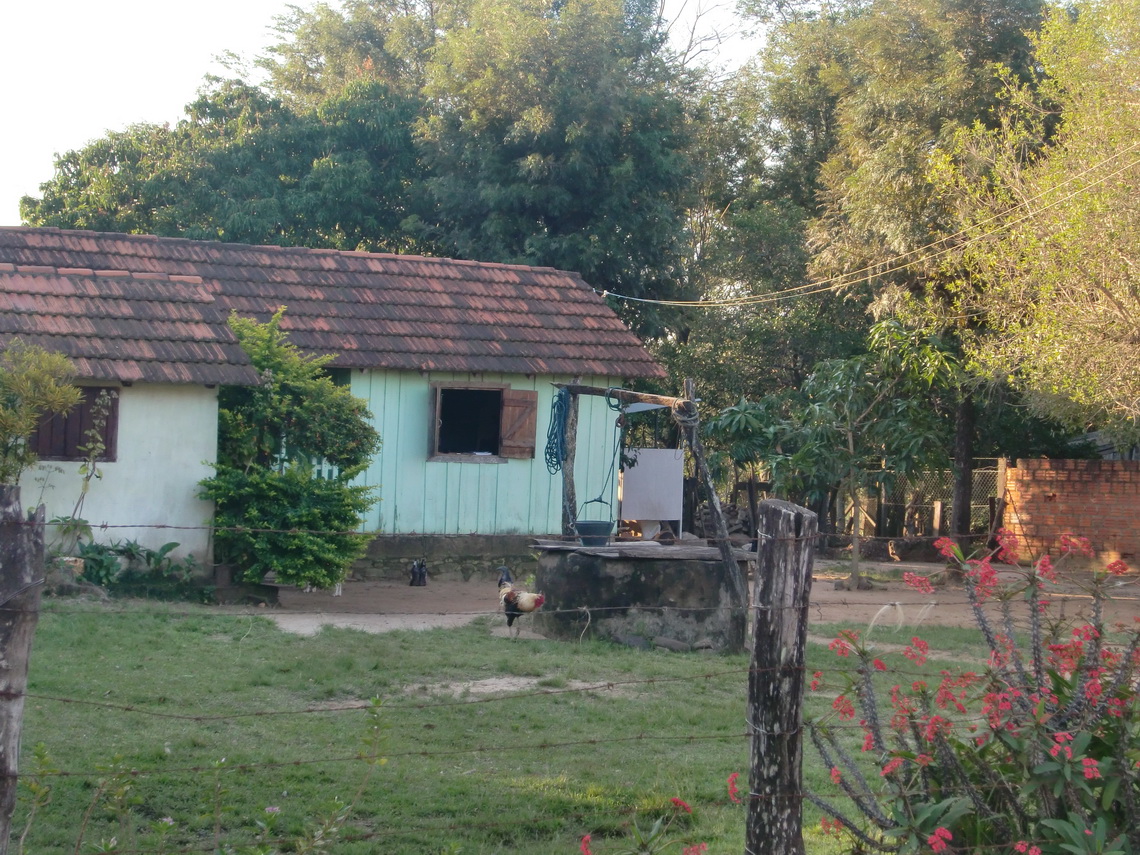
[{"x1": 22, "y1": 384, "x2": 219, "y2": 566}]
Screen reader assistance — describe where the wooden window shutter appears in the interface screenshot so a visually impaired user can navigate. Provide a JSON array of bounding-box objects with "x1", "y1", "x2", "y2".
[
  {"x1": 31, "y1": 386, "x2": 119, "y2": 461},
  {"x1": 499, "y1": 389, "x2": 538, "y2": 459},
  {"x1": 428, "y1": 383, "x2": 443, "y2": 457}
]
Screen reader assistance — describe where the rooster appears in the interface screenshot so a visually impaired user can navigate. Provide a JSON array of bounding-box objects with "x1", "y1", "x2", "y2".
[{"x1": 497, "y1": 567, "x2": 544, "y2": 639}]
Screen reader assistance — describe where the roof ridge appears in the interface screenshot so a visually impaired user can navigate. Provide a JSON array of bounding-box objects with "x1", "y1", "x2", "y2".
[{"x1": 0, "y1": 226, "x2": 580, "y2": 277}]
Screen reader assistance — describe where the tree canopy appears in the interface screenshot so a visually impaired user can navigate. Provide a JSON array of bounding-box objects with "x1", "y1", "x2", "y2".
[
  {"x1": 18, "y1": 0, "x2": 1133, "y2": 461},
  {"x1": 936, "y1": 0, "x2": 1140, "y2": 437}
]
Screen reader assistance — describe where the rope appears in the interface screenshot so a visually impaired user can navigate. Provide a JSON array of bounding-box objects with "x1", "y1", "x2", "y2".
[{"x1": 545, "y1": 388, "x2": 571, "y2": 475}]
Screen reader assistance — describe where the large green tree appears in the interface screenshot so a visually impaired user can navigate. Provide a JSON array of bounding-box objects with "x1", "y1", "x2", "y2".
[
  {"x1": 739, "y1": 0, "x2": 1046, "y2": 537},
  {"x1": 937, "y1": 0, "x2": 1140, "y2": 438},
  {"x1": 415, "y1": 0, "x2": 693, "y2": 331},
  {"x1": 23, "y1": 80, "x2": 423, "y2": 253}
]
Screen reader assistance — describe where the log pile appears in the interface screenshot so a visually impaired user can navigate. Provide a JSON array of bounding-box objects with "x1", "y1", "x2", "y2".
[{"x1": 694, "y1": 502, "x2": 755, "y2": 547}]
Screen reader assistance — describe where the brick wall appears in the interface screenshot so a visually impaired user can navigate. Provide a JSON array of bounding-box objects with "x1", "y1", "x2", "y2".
[{"x1": 1004, "y1": 459, "x2": 1140, "y2": 562}]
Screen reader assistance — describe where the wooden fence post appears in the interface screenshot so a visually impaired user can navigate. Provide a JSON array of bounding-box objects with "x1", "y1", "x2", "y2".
[
  {"x1": 0, "y1": 487, "x2": 44, "y2": 855},
  {"x1": 746, "y1": 499, "x2": 817, "y2": 855}
]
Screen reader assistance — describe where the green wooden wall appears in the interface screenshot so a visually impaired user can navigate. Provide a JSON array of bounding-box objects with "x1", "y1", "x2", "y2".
[{"x1": 352, "y1": 371, "x2": 624, "y2": 535}]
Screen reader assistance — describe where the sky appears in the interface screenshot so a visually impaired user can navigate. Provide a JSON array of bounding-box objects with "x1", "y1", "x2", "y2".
[
  {"x1": 1, "y1": 0, "x2": 298, "y2": 226},
  {"x1": 1, "y1": 0, "x2": 760, "y2": 228}
]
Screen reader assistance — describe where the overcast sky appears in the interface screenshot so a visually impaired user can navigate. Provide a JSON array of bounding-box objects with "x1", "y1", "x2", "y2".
[{"x1": 1, "y1": 0, "x2": 758, "y2": 228}]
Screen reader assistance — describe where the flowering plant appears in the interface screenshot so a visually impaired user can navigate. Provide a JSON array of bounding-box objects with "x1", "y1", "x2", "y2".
[
  {"x1": 579, "y1": 797, "x2": 705, "y2": 854},
  {"x1": 807, "y1": 532, "x2": 1139, "y2": 854}
]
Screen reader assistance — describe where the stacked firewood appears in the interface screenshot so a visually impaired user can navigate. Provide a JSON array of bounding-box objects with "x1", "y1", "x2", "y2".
[{"x1": 693, "y1": 503, "x2": 755, "y2": 546}]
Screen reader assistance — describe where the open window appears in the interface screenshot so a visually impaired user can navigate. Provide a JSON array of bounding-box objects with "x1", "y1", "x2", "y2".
[
  {"x1": 429, "y1": 384, "x2": 537, "y2": 461},
  {"x1": 31, "y1": 386, "x2": 120, "y2": 462}
]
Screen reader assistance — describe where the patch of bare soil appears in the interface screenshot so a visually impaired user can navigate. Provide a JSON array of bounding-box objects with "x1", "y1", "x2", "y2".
[{"x1": 264, "y1": 561, "x2": 1140, "y2": 638}]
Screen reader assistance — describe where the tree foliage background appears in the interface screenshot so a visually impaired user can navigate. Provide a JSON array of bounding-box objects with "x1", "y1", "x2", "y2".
[{"x1": 20, "y1": 0, "x2": 1139, "y2": 465}]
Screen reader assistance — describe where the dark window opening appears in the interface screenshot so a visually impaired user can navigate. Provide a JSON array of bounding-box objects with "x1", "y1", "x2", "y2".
[
  {"x1": 437, "y1": 388, "x2": 502, "y2": 454},
  {"x1": 31, "y1": 386, "x2": 119, "y2": 462},
  {"x1": 324, "y1": 367, "x2": 351, "y2": 387}
]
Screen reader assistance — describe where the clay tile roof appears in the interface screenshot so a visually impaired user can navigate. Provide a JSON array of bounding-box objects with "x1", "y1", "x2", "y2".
[{"x1": 0, "y1": 227, "x2": 665, "y2": 384}]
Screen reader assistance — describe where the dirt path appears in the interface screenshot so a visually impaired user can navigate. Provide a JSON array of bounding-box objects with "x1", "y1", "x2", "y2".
[{"x1": 266, "y1": 559, "x2": 1140, "y2": 637}]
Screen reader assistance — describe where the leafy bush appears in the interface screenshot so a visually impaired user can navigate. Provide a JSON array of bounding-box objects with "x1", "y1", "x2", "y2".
[
  {"x1": 202, "y1": 464, "x2": 374, "y2": 588},
  {"x1": 75, "y1": 541, "x2": 122, "y2": 587},
  {"x1": 69, "y1": 538, "x2": 205, "y2": 600},
  {"x1": 808, "y1": 533, "x2": 1139, "y2": 854},
  {"x1": 201, "y1": 310, "x2": 380, "y2": 590}
]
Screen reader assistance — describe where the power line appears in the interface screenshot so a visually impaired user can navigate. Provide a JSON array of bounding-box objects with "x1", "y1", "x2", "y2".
[{"x1": 598, "y1": 141, "x2": 1140, "y2": 310}]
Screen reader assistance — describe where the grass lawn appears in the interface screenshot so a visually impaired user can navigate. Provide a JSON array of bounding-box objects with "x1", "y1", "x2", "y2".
[{"x1": 14, "y1": 598, "x2": 994, "y2": 854}]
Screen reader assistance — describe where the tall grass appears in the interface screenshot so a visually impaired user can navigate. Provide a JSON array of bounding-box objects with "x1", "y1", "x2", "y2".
[{"x1": 15, "y1": 599, "x2": 995, "y2": 853}]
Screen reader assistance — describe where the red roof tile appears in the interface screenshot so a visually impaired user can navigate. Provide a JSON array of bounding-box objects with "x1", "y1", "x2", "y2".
[{"x1": 0, "y1": 227, "x2": 664, "y2": 384}]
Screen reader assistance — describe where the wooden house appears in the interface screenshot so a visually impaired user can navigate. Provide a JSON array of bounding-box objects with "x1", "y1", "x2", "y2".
[{"x1": 0, "y1": 227, "x2": 665, "y2": 569}]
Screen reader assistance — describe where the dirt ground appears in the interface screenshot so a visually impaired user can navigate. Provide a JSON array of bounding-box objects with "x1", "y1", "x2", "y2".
[{"x1": 266, "y1": 558, "x2": 1140, "y2": 638}]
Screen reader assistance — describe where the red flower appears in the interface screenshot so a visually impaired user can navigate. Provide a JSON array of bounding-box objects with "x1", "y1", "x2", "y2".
[
  {"x1": 967, "y1": 557, "x2": 999, "y2": 602},
  {"x1": 903, "y1": 571, "x2": 935, "y2": 594},
  {"x1": 996, "y1": 527, "x2": 1020, "y2": 563},
  {"x1": 873, "y1": 658, "x2": 887, "y2": 671},
  {"x1": 904, "y1": 637, "x2": 929, "y2": 666},
  {"x1": 830, "y1": 766, "x2": 842, "y2": 785},
  {"x1": 1060, "y1": 532, "x2": 1093, "y2": 557},
  {"x1": 927, "y1": 827, "x2": 952, "y2": 852},
  {"x1": 933, "y1": 537, "x2": 958, "y2": 559},
  {"x1": 727, "y1": 772, "x2": 742, "y2": 804},
  {"x1": 580, "y1": 834, "x2": 592, "y2": 855},
  {"x1": 1106, "y1": 559, "x2": 1129, "y2": 576},
  {"x1": 832, "y1": 694, "x2": 856, "y2": 720},
  {"x1": 671, "y1": 797, "x2": 692, "y2": 814},
  {"x1": 880, "y1": 756, "x2": 904, "y2": 776},
  {"x1": 1082, "y1": 758, "x2": 1101, "y2": 779},
  {"x1": 682, "y1": 845, "x2": 709, "y2": 855}
]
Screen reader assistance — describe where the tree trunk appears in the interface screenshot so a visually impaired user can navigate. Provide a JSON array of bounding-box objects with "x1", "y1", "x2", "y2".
[
  {"x1": 747, "y1": 499, "x2": 817, "y2": 855},
  {"x1": 0, "y1": 487, "x2": 45, "y2": 854},
  {"x1": 950, "y1": 391, "x2": 976, "y2": 547}
]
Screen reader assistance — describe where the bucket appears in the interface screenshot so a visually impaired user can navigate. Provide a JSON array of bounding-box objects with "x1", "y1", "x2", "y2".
[{"x1": 574, "y1": 520, "x2": 614, "y2": 546}]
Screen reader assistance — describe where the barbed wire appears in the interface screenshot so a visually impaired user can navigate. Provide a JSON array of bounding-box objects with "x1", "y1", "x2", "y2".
[{"x1": 20, "y1": 515, "x2": 1010, "y2": 543}]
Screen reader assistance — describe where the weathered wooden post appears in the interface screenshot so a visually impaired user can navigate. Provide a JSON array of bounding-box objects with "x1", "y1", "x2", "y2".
[
  {"x1": 560, "y1": 385, "x2": 581, "y2": 538},
  {"x1": 0, "y1": 487, "x2": 44, "y2": 854},
  {"x1": 746, "y1": 499, "x2": 817, "y2": 855}
]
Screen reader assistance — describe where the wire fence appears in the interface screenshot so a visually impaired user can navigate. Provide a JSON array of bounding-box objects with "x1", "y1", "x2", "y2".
[{"x1": 6, "y1": 505, "x2": 1139, "y2": 854}]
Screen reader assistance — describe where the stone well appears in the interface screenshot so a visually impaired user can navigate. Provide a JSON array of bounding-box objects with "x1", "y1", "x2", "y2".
[{"x1": 532, "y1": 541, "x2": 754, "y2": 653}]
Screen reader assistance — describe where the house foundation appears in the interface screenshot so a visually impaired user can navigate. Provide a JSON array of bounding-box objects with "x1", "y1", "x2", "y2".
[{"x1": 353, "y1": 533, "x2": 546, "y2": 582}]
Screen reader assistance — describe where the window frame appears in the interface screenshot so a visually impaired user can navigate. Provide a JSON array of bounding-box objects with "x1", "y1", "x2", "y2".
[{"x1": 428, "y1": 383, "x2": 537, "y2": 463}]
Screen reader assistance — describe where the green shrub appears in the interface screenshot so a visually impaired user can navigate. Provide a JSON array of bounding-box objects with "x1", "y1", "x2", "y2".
[
  {"x1": 809, "y1": 533, "x2": 1140, "y2": 854},
  {"x1": 201, "y1": 310, "x2": 380, "y2": 590},
  {"x1": 202, "y1": 464, "x2": 374, "y2": 588},
  {"x1": 75, "y1": 541, "x2": 122, "y2": 587}
]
